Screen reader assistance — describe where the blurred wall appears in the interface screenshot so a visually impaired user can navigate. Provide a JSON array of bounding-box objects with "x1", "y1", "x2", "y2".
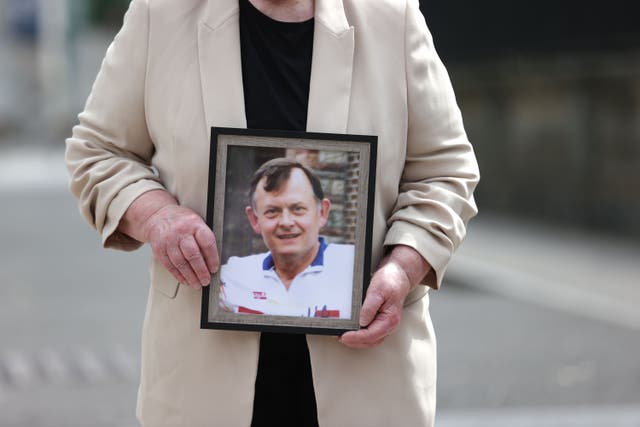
[
  {"x1": 451, "y1": 54, "x2": 640, "y2": 236},
  {"x1": 421, "y1": 0, "x2": 640, "y2": 238},
  {"x1": 0, "y1": 0, "x2": 91, "y2": 146}
]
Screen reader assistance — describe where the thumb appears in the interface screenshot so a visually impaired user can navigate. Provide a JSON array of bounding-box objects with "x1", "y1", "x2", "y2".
[{"x1": 359, "y1": 290, "x2": 385, "y2": 327}]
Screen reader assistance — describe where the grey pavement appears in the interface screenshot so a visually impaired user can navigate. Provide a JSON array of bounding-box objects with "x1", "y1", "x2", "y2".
[
  {"x1": 435, "y1": 210, "x2": 640, "y2": 425},
  {"x1": 431, "y1": 214, "x2": 640, "y2": 427},
  {"x1": 448, "y1": 213, "x2": 640, "y2": 331},
  {"x1": 0, "y1": 148, "x2": 148, "y2": 426},
  {"x1": 437, "y1": 405, "x2": 640, "y2": 427},
  {"x1": 431, "y1": 282, "x2": 640, "y2": 424}
]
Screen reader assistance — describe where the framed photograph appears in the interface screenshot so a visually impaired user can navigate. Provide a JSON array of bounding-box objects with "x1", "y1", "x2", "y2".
[{"x1": 201, "y1": 127, "x2": 377, "y2": 335}]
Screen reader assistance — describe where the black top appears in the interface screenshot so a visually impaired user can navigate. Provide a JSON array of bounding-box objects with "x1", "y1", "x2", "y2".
[
  {"x1": 239, "y1": 1, "x2": 319, "y2": 426},
  {"x1": 240, "y1": 0, "x2": 314, "y2": 131}
]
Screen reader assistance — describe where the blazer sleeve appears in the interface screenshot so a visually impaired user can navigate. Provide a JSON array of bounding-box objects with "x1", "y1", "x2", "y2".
[
  {"x1": 383, "y1": 0, "x2": 480, "y2": 289},
  {"x1": 65, "y1": 0, "x2": 165, "y2": 251}
]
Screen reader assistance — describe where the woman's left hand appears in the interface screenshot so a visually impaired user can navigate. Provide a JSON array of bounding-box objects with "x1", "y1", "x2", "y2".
[{"x1": 339, "y1": 245, "x2": 431, "y2": 349}]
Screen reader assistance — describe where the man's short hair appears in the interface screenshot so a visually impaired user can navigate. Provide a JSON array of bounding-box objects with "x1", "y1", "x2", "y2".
[{"x1": 249, "y1": 158, "x2": 324, "y2": 208}]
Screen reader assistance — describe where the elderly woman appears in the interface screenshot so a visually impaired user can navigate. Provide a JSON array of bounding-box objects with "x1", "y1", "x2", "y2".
[{"x1": 66, "y1": 0, "x2": 479, "y2": 426}]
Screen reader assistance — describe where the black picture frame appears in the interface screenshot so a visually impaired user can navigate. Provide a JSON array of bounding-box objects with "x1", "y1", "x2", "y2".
[{"x1": 201, "y1": 127, "x2": 377, "y2": 335}]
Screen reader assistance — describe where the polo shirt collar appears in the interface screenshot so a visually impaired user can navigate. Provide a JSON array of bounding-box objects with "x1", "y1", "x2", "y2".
[{"x1": 262, "y1": 237, "x2": 328, "y2": 271}]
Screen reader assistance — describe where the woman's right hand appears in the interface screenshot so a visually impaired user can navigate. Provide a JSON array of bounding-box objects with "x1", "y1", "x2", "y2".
[{"x1": 119, "y1": 190, "x2": 220, "y2": 289}]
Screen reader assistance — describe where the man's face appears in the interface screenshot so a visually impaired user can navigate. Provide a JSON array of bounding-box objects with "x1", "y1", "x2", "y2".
[{"x1": 246, "y1": 168, "x2": 330, "y2": 266}]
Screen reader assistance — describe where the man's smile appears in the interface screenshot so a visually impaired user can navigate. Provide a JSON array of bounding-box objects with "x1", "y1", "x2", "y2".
[{"x1": 277, "y1": 233, "x2": 301, "y2": 240}]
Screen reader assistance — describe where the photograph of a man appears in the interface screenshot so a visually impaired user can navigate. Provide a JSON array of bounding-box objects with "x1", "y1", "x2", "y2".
[{"x1": 219, "y1": 157, "x2": 355, "y2": 319}]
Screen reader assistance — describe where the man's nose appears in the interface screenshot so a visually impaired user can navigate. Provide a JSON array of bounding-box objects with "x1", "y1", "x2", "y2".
[{"x1": 279, "y1": 209, "x2": 295, "y2": 226}]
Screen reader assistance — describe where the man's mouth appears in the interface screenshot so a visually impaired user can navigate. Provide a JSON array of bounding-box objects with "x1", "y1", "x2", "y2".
[{"x1": 277, "y1": 233, "x2": 301, "y2": 240}]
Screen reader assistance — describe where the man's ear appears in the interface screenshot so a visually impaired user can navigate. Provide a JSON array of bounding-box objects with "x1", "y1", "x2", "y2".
[
  {"x1": 245, "y1": 206, "x2": 262, "y2": 234},
  {"x1": 318, "y1": 198, "x2": 331, "y2": 228}
]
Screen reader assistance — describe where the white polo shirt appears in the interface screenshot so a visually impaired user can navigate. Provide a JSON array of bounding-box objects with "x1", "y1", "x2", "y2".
[{"x1": 220, "y1": 239, "x2": 355, "y2": 319}]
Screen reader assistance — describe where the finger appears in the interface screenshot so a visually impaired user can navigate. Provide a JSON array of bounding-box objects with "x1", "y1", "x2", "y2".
[
  {"x1": 179, "y1": 236, "x2": 211, "y2": 286},
  {"x1": 167, "y1": 240, "x2": 201, "y2": 289},
  {"x1": 359, "y1": 290, "x2": 385, "y2": 327},
  {"x1": 339, "y1": 329, "x2": 387, "y2": 349},
  {"x1": 346, "y1": 315, "x2": 390, "y2": 346},
  {"x1": 194, "y1": 227, "x2": 220, "y2": 273},
  {"x1": 152, "y1": 246, "x2": 189, "y2": 285},
  {"x1": 343, "y1": 305, "x2": 402, "y2": 347}
]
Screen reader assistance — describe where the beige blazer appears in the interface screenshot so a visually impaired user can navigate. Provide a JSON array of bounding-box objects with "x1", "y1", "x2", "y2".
[{"x1": 66, "y1": 0, "x2": 479, "y2": 425}]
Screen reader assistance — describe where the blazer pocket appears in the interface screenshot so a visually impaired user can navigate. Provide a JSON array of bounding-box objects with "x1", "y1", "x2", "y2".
[{"x1": 150, "y1": 257, "x2": 180, "y2": 299}]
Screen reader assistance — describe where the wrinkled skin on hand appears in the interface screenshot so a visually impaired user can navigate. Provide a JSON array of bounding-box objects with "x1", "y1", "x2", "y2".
[
  {"x1": 339, "y1": 245, "x2": 431, "y2": 349},
  {"x1": 119, "y1": 190, "x2": 220, "y2": 289},
  {"x1": 144, "y1": 204, "x2": 219, "y2": 289}
]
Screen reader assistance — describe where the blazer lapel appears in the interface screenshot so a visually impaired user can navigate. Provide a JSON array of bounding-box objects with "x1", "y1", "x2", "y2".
[
  {"x1": 198, "y1": 0, "x2": 247, "y2": 129},
  {"x1": 197, "y1": 0, "x2": 354, "y2": 133},
  {"x1": 307, "y1": 0, "x2": 355, "y2": 133}
]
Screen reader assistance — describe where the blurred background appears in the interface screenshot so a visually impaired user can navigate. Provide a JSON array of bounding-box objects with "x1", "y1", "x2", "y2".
[{"x1": 0, "y1": 0, "x2": 639, "y2": 426}]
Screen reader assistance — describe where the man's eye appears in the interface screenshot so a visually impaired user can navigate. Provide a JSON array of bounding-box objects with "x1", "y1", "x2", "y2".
[
  {"x1": 264, "y1": 209, "x2": 278, "y2": 217},
  {"x1": 292, "y1": 206, "x2": 306, "y2": 214}
]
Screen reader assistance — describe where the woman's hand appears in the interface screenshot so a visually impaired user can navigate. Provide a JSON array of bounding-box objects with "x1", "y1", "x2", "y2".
[
  {"x1": 339, "y1": 245, "x2": 431, "y2": 349},
  {"x1": 119, "y1": 190, "x2": 219, "y2": 289}
]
